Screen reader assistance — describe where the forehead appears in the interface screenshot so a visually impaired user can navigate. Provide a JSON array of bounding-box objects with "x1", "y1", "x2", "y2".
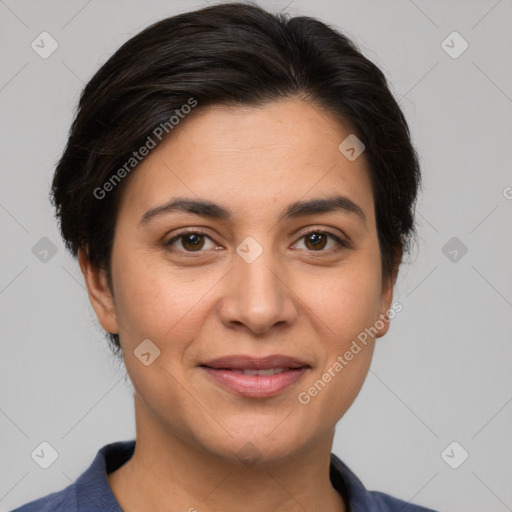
[{"x1": 117, "y1": 98, "x2": 375, "y2": 228}]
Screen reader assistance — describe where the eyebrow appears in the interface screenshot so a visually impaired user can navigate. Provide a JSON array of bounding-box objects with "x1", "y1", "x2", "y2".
[{"x1": 139, "y1": 195, "x2": 366, "y2": 227}]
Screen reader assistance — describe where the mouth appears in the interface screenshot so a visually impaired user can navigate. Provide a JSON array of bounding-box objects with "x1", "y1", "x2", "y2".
[{"x1": 199, "y1": 355, "x2": 311, "y2": 398}]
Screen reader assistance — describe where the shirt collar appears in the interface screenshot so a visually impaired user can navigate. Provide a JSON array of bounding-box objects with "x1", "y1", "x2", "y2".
[
  {"x1": 75, "y1": 440, "x2": 132, "y2": 511},
  {"x1": 75, "y1": 440, "x2": 377, "y2": 512}
]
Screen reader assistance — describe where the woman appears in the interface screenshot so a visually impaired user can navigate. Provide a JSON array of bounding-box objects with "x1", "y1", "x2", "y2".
[{"x1": 12, "y1": 2, "x2": 437, "y2": 511}]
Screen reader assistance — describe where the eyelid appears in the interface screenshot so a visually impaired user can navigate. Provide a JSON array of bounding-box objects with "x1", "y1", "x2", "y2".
[
  {"x1": 165, "y1": 228, "x2": 219, "y2": 251},
  {"x1": 299, "y1": 227, "x2": 350, "y2": 244},
  {"x1": 165, "y1": 226, "x2": 351, "y2": 254}
]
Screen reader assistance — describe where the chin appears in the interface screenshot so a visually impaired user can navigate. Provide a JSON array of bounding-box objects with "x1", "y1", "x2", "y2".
[{"x1": 192, "y1": 423, "x2": 304, "y2": 466}]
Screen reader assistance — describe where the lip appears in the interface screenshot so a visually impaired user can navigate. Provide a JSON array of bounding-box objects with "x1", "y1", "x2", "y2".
[
  {"x1": 201, "y1": 354, "x2": 309, "y2": 370},
  {"x1": 199, "y1": 354, "x2": 310, "y2": 398}
]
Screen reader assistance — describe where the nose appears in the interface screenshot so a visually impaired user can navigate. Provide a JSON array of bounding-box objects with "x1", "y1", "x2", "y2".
[{"x1": 218, "y1": 246, "x2": 298, "y2": 335}]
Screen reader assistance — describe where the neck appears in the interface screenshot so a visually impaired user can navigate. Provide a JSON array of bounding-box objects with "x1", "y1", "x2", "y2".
[{"x1": 108, "y1": 394, "x2": 346, "y2": 512}]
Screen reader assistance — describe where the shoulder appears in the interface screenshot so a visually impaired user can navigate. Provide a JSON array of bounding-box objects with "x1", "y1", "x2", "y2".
[
  {"x1": 329, "y1": 453, "x2": 439, "y2": 512},
  {"x1": 8, "y1": 440, "x2": 134, "y2": 512},
  {"x1": 369, "y1": 490, "x2": 439, "y2": 511},
  {"x1": 8, "y1": 485, "x2": 76, "y2": 512}
]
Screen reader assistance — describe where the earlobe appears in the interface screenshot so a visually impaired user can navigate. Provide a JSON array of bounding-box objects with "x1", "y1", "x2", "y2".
[
  {"x1": 77, "y1": 247, "x2": 119, "y2": 334},
  {"x1": 376, "y1": 256, "x2": 400, "y2": 339},
  {"x1": 376, "y1": 282, "x2": 394, "y2": 338}
]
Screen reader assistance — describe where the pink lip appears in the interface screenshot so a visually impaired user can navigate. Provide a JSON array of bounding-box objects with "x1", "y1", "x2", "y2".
[
  {"x1": 199, "y1": 354, "x2": 310, "y2": 398},
  {"x1": 201, "y1": 367, "x2": 309, "y2": 398}
]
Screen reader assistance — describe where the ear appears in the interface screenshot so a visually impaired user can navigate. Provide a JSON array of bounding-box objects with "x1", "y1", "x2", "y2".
[
  {"x1": 375, "y1": 246, "x2": 402, "y2": 339},
  {"x1": 78, "y1": 247, "x2": 119, "y2": 335}
]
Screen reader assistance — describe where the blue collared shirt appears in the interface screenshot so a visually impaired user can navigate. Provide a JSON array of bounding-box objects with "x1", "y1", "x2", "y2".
[{"x1": 10, "y1": 440, "x2": 438, "y2": 511}]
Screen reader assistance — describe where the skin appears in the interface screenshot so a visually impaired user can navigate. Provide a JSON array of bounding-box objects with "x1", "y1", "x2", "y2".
[{"x1": 78, "y1": 97, "x2": 398, "y2": 512}]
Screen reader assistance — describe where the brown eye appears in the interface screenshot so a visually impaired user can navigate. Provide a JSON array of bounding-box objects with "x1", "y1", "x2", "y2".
[
  {"x1": 304, "y1": 232, "x2": 328, "y2": 250},
  {"x1": 166, "y1": 231, "x2": 216, "y2": 252},
  {"x1": 181, "y1": 233, "x2": 205, "y2": 251},
  {"x1": 294, "y1": 230, "x2": 348, "y2": 253}
]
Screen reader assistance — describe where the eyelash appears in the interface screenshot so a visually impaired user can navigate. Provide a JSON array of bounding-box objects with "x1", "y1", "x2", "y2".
[{"x1": 165, "y1": 228, "x2": 349, "y2": 254}]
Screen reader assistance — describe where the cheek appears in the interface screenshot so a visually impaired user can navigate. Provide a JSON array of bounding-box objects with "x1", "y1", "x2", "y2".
[
  {"x1": 295, "y1": 252, "x2": 382, "y2": 413},
  {"x1": 305, "y1": 258, "x2": 383, "y2": 342},
  {"x1": 111, "y1": 252, "x2": 214, "y2": 348},
  {"x1": 112, "y1": 258, "x2": 215, "y2": 418}
]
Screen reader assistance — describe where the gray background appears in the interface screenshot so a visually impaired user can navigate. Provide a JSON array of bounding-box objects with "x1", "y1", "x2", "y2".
[{"x1": 1, "y1": 0, "x2": 511, "y2": 510}]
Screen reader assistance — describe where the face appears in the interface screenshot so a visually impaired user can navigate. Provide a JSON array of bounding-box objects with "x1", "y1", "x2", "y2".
[{"x1": 80, "y1": 98, "x2": 396, "y2": 464}]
